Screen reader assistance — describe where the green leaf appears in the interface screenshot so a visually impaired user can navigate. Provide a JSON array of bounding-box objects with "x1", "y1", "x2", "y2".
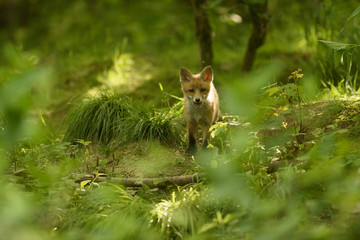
[
  {"x1": 210, "y1": 122, "x2": 227, "y2": 138},
  {"x1": 319, "y1": 40, "x2": 354, "y2": 50},
  {"x1": 199, "y1": 222, "x2": 217, "y2": 233},
  {"x1": 341, "y1": 6, "x2": 360, "y2": 32},
  {"x1": 159, "y1": 82, "x2": 163, "y2": 92},
  {"x1": 216, "y1": 211, "x2": 223, "y2": 223},
  {"x1": 265, "y1": 86, "x2": 280, "y2": 96},
  {"x1": 80, "y1": 180, "x2": 91, "y2": 189},
  {"x1": 347, "y1": 6, "x2": 360, "y2": 22},
  {"x1": 39, "y1": 112, "x2": 47, "y2": 127},
  {"x1": 223, "y1": 213, "x2": 233, "y2": 224}
]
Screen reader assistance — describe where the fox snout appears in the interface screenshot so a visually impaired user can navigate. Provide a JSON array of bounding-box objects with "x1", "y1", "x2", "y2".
[
  {"x1": 186, "y1": 95, "x2": 205, "y2": 108},
  {"x1": 193, "y1": 98, "x2": 202, "y2": 108}
]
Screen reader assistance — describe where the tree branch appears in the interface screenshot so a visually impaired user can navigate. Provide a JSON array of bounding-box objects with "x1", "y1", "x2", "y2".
[{"x1": 76, "y1": 173, "x2": 207, "y2": 188}]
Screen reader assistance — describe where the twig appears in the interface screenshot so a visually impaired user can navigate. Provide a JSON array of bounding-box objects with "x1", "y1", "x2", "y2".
[{"x1": 75, "y1": 173, "x2": 207, "y2": 188}]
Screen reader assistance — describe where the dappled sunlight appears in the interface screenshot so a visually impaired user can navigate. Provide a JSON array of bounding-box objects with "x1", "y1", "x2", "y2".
[
  {"x1": 87, "y1": 48, "x2": 153, "y2": 97},
  {"x1": 3, "y1": 1, "x2": 360, "y2": 239},
  {"x1": 99, "y1": 51, "x2": 135, "y2": 87},
  {"x1": 113, "y1": 141, "x2": 189, "y2": 178}
]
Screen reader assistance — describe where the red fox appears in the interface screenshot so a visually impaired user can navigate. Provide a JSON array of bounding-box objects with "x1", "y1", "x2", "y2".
[{"x1": 179, "y1": 65, "x2": 220, "y2": 154}]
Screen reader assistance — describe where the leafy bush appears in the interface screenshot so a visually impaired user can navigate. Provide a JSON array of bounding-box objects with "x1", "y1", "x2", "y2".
[
  {"x1": 58, "y1": 183, "x2": 160, "y2": 240},
  {"x1": 318, "y1": 7, "x2": 360, "y2": 92},
  {"x1": 150, "y1": 186, "x2": 202, "y2": 238}
]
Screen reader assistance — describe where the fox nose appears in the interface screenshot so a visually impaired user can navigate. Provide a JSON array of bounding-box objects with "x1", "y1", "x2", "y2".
[{"x1": 195, "y1": 98, "x2": 201, "y2": 103}]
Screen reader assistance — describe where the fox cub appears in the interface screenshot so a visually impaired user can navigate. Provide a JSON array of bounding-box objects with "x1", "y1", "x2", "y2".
[{"x1": 179, "y1": 65, "x2": 220, "y2": 154}]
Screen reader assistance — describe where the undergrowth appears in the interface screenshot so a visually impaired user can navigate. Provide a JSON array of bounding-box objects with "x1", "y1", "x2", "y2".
[
  {"x1": 3, "y1": 3, "x2": 360, "y2": 240},
  {"x1": 63, "y1": 92, "x2": 130, "y2": 144},
  {"x1": 64, "y1": 91, "x2": 185, "y2": 148},
  {"x1": 116, "y1": 99, "x2": 184, "y2": 148},
  {"x1": 6, "y1": 65, "x2": 360, "y2": 240}
]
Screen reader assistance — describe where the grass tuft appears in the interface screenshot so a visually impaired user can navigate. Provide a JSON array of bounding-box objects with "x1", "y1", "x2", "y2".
[
  {"x1": 116, "y1": 100, "x2": 184, "y2": 148},
  {"x1": 64, "y1": 92, "x2": 185, "y2": 148},
  {"x1": 63, "y1": 92, "x2": 131, "y2": 144}
]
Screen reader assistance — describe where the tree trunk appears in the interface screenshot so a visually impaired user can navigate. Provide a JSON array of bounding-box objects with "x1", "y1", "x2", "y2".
[
  {"x1": 191, "y1": 0, "x2": 213, "y2": 68},
  {"x1": 242, "y1": 0, "x2": 269, "y2": 72}
]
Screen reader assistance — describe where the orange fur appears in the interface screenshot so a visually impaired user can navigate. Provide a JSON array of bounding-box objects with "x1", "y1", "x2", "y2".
[{"x1": 179, "y1": 65, "x2": 220, "y2": 154}]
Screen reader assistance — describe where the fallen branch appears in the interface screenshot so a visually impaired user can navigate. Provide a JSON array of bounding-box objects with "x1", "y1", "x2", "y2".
[{"x1": 76, "y1": 173, "x2": 207, "y2": 188}]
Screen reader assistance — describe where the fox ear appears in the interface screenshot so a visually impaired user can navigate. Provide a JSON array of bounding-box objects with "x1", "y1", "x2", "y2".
[
  {"x1": 179, "y1": 67, "x2": 193, "y2": 82},
  {"x1": 201, "y1": 65, "x2": 213, "y2": 82}
]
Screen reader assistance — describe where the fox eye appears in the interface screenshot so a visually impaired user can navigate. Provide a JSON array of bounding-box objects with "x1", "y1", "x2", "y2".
[
  {"x1": 200, "y1": 88, "x2": 206, "y2": 93},
  {"x1": 188, "y1": 89, "x2": 194, "y2": 93}
]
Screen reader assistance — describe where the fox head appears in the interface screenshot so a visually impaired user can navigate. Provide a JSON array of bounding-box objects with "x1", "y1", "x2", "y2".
[{"x1": 179, "y1": 65, "x2": 213, "y2": 108}]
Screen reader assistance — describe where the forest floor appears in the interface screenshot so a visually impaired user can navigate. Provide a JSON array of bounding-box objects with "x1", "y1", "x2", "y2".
[
  {"x1": 58, "y1": 94, "x2": 360, "y2": 181},
  {"x1": 34, "y1": 52, "x2": 358, "y2": 182}
]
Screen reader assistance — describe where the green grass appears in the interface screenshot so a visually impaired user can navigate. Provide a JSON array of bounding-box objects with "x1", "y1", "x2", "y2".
[
  {"x1": 116, "y1": 99, "x2": 184, "y2": 148},
  {"x1": 63, "y1": 92, "x2": 131, "y2": 144},
  {"x1": 4, "y1": 2, "x2": 360, "y2": 240},
  {"x1": 64, "y1": 91, "x2": 185, "y2": 148}
]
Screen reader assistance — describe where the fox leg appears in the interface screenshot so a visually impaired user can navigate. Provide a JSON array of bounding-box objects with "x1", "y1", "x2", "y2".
[
  {"x1": 201, "y1": 125, "x2": 210, "y2": 150},
  {"x1": 186, "y1": 122, "x2": 198, "y2": 154}
]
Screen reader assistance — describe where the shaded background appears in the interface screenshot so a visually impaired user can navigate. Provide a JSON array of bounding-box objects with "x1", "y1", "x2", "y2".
[{"x1": 1, "y1": 0, "x2": 359, "y2": 119}]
